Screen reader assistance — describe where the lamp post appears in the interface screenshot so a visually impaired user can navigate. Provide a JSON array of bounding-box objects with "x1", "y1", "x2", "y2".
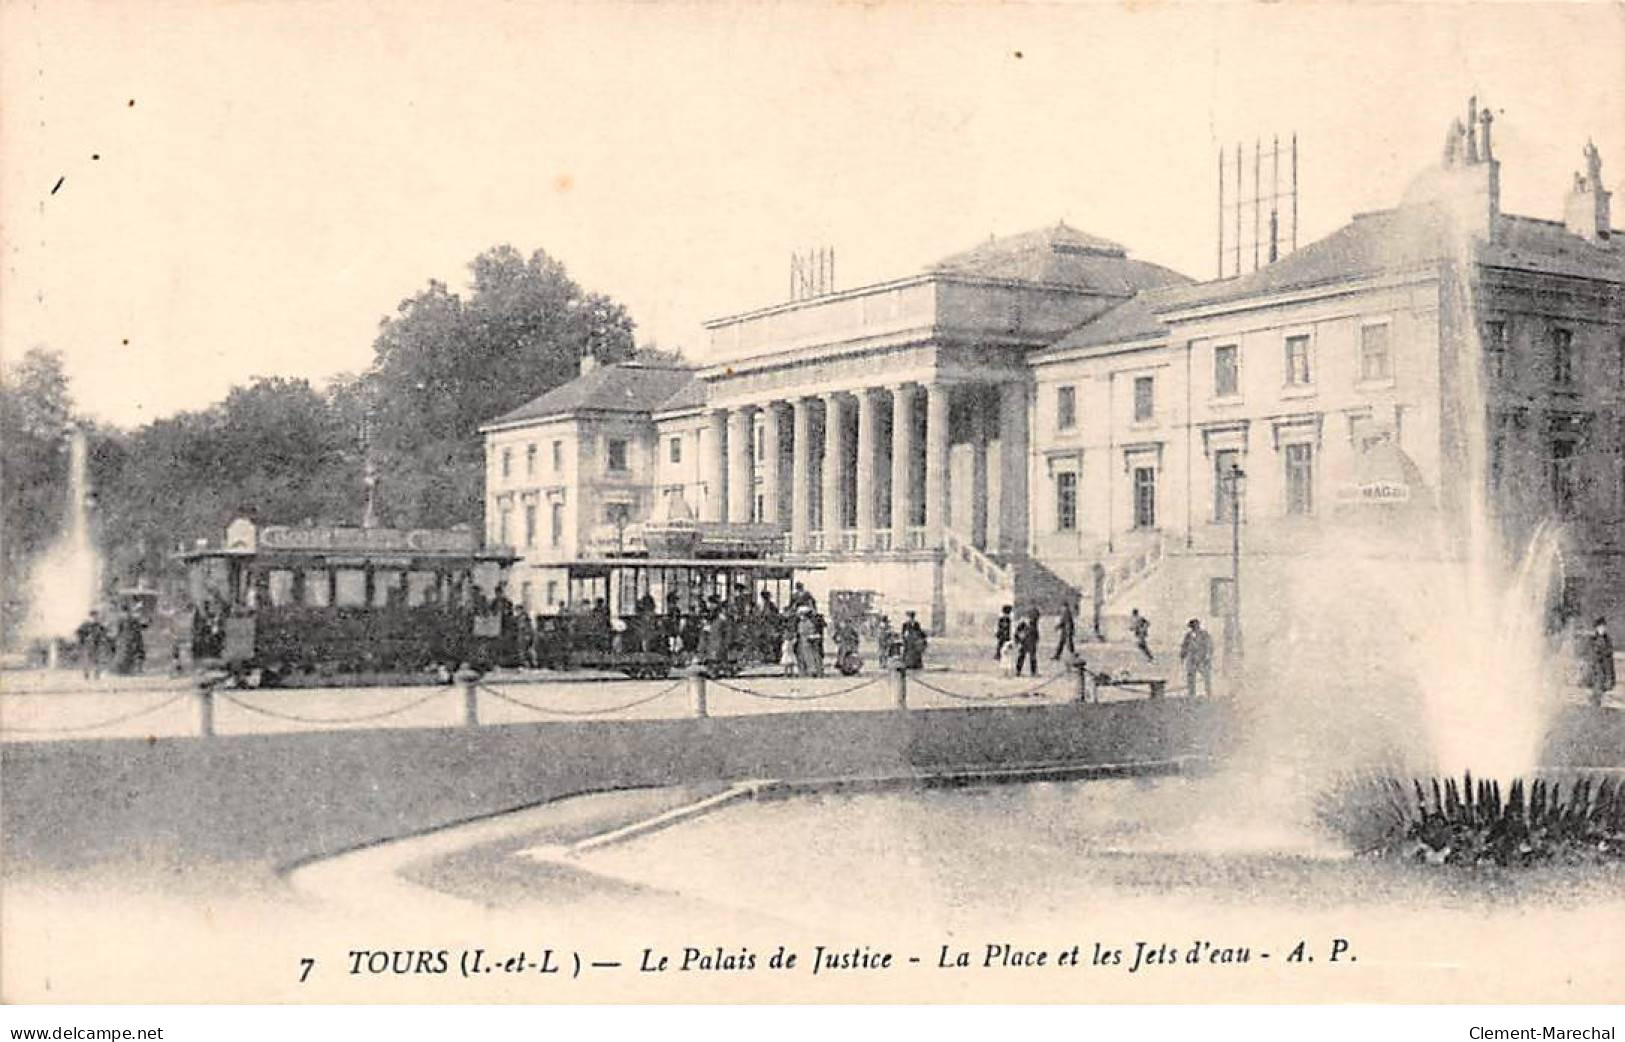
[{"x1": 1225, "y1": 463, "x2": 1246, "y2": 668}]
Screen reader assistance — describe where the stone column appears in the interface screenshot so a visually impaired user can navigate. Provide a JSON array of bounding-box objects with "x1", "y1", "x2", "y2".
[
  {"x1": 821, "y1": 392, "x2": 845, "y2": 545},
  {"x1": 728, "y1": 405, "x2": 755, "y2": 523},
  {"x1": 971, "y1": 388, "x2": 991, "y2": 551},
  {"x1": 999, "y1": 381, "x2": 1030, "y2": 556},
  {"x1": 924, "y1": 383, "x2": 951, "y2": 547},
  {"x1": 760, "y1": 402, "x2": 783, "y2": 528},
  {"x1": 704, "y1": 408, "x2": 728, "y2": 523},
  {"x1": 791, "y1": 398, "x2": 812, "y2": 551},
  {"x1": 890, "y1": 383, "x2": 917, "y2": 546},
  {"x1": 855, "y1": 388, "x2": 879, "y2": 549}
]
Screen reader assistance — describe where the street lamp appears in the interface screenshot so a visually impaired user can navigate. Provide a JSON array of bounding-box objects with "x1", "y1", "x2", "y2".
[{"x1": 1225, "y1": 463, "x2": 1246, "y2": 668}]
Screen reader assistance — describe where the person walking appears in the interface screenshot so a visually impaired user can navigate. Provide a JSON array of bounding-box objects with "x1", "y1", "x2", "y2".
[
  {"x1": 1179, "y1": 618, "x2": 1214, "y2": 698},
  {"x1": 1014, "y1": 608, "x2": 1040, "y2": 677},
  {"x1": 1129, "y1": 608, "x2": 1154, "y2": 662},
  {"x1": 900, "y1": 610, "x2": 928, "y2": 671},
  {"x1": 1585, "y1": 617, "x2": 1616, "y2": 707},
  {"x1": 994, "y1": 605, "x2": 1013, "y2": 662},
  {"x1": 1053, "y1": 600, "x2": 1077, "y2": 661}
]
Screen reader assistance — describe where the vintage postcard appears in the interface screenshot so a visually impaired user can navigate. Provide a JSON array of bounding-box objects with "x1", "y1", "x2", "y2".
[{"x1": 2, "y1": 0, "x2": 1622, "y2": 1011}]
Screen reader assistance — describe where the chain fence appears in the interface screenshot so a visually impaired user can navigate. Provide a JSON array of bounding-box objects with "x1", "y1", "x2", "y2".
[
  {"x1": 910, "y1": 669, "x2": 1071, "y2": 703},
  {"x1": 0, "y1": 689, "x2": 193, "y2": 736},
  {"x1": 476, "y1": 678, "x2": 684, "y2": 717},
  {"x1": 218, "y1": 687, "x2": 449, "y2": 725},
  {"x1": 706, "y1": 674, "x2": 885, "y2": 702}
]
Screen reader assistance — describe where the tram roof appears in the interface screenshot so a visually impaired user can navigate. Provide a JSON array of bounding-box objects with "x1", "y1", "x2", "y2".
[{"x1": 556, "y1": 557, "x2": 821, "y2": 572}]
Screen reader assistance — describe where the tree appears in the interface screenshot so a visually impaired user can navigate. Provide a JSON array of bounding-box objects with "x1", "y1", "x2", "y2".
[
  {"x1": 366, "y1": 245, "x2": 637, "y2": 528},
  {"x1": 1, "y1": 349, "x2": 75, "y2": 640}
]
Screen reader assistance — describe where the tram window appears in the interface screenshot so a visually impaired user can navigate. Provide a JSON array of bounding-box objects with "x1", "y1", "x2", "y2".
[
  {"x1": 303, "y1": 569, "x2": 331, "y2": 607},
  {"x1": 267, "y1": 569, "x2": 297, "y2": 607},
  {"x1": 406, "y1": 571, "x2": 438, "y2": 607},
  {"x1": 373, "y1": 569, "x2": 405, "y2": 608},
  {"x1": 334, "y1": 569, "x2": 367, "y2": 607}
]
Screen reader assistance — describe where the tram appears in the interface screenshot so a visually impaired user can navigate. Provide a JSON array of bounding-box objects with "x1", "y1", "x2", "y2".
[
  {"x1": 544, "y1": 556, "x2": 813, "y2": 676},
  {"x1": 179, "y1": 518, "x2": 518, "y2": 684}
]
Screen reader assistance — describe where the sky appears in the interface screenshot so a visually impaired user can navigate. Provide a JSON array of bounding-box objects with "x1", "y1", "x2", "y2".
[{"x1": 2, "y1": 1, "x2": 1621, "y2": 429}]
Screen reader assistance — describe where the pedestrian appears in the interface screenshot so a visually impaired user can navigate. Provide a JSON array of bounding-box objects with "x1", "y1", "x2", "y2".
[
  {"x1": 789, "y1": 582, "x2": 816, "y2": 613},
  {"x1": 1053, "y1": 600, "x2": 1077, "y2": 661},
  {"x1": 833, "y1": 616, "x2": 861, "y2": 675},
  {"x1": 994, "y1": 605, "x2": 1013, "y2": 662},
  {"x1": 1130, "y1": 608, "x2": 1154, "y2": 662},
  {"x1": 794, "y1": 606, "x2": 821, "y2": 677},
  {"x1": 780, "y1": 624, "x2": 797, "y2": 677},
  {"x1": 876, "y1": 614, "x2": 896, "y2": 668},
  {"x1": 1179, "y1": 618, "x2": 1213, "y2": 698},
  {"x1": 1015, "y1": 608, "x2": 1040, "y2": 677},
  {"x1": 900, "y1": 610, "x2": 928, "y2": 671},
  {"x1": 1585, "y1": 617, "x2": 1616, "y2": 708},
  {"x1": 75, "y1": 610, "x2": 109, "y2": 680}
]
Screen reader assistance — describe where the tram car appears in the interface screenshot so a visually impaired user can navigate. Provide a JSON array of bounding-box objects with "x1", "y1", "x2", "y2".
[
  {"x1": 179, "y1": 518, "x2": 518, "y2": 684},
  {"x1": 545, "y1": 556, "x2": 815, "y2": 678}
]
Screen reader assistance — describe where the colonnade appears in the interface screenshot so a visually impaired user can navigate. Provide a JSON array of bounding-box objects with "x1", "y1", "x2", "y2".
[{"x1": 701, "y1": 381, "x2": 1030, "y2": 557}]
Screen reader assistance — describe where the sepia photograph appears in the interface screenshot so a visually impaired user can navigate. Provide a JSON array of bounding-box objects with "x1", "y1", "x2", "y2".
[{"x1": 2, "y1": 0, "x2": 1623, "y2": 1017}]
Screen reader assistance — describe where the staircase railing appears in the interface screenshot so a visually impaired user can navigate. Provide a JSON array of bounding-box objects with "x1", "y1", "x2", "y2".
[
  {"x1": 942, "y1": 528, "x2": 1011, "y2": 590},
  {"x1": 1101, "y1": 531, "x2": 1165, "y2": 601}
]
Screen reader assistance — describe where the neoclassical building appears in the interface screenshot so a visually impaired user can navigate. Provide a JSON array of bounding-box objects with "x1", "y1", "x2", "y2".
[{"x1": 482, "y1": 102, "x2": 1623, "y2": 637}]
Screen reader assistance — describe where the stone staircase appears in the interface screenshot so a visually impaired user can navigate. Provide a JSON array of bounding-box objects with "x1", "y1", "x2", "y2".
[{"x1": 940, "y1": 529, "x2": 1082, "y2": 634}]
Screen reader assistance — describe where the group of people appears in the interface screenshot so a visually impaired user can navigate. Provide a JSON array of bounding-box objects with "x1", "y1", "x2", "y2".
[
  {"x1": 75, "y1": 606, "x2": 148, "y2": 679},
  {"x1": 477, "y1": 581, "x2": 929, "y2": 678},
  {"x1": 992, "y1": 601, "x2": 1079, "y2": 677}
]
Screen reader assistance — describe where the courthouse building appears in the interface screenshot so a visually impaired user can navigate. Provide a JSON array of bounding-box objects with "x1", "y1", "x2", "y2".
[{"x1": 481, "y1": 102, "x2": 1624, "y2": 636}]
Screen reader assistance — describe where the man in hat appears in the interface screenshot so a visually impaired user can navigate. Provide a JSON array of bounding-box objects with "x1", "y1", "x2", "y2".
[
  {"x1": 76, "y1": 610, "x2": 110, "y2": 680},
  {"x1": 1179, "y1": 618, "x2": 1213, "y2": 699},
  {"x1": 1585, "y1": 617, "x2": 1616, "y2": 707}
]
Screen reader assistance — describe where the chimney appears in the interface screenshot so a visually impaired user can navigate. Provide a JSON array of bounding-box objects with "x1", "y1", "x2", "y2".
[
  {"x1": 1402, "y1": 97, "x2": 1501, "y2": 241},
  {"x1": 579, "y1": 349, "x2": 599, "y2": 378},
  {"x1": 1564, "y1": 140, "x2": 1613, "y2": 244}
]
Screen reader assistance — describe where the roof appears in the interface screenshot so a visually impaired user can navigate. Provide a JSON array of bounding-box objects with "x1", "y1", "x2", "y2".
[
  {"x1": 1049, "y1": 294, "x2": 1171, "y2": 351},
  {"x1": 1150, "y1": 206, "x2": 1625, "y2": 314},
  {"x1": 653, "y1": 375, "x2": 708, "y2": 414},
  {"x1": 1480, "y1": 215, "x2": 1625, "y2": 282},
  {"x1": 929, "y1": 222, "x2": 1192, "y2": 296},
  {"x1": 482, "y1": 363, "x2": 697, "y2": 429}
]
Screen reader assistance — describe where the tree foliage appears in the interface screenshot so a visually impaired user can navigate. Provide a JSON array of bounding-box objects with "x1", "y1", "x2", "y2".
[
  {"x1": 366, "y1": 245, "x2": 636, "y2": 527},
  {"x1": 4, "y1": 246, "x2": 643, "y2": 640}
]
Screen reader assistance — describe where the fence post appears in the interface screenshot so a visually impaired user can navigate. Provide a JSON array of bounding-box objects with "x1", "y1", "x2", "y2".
[
  {"x1": 455, "y1": 665, "x2": 482, "y2": 728},
  {"x1": 1074, "y1": 660, "x2": 1091, "y2": 703},
  {"x1": 891, "y1": 664, "x2": 908, "y2": 710},
  {"x1": 686, "y1": 664, "x2": 709, "y2": 718},
  {"x1": 195, "y1": 674, "x2": 218, "y2": 738}
]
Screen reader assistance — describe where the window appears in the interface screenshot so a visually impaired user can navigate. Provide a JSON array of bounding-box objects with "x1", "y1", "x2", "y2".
[
  {"x1": 545, "y1": 580, "x2": 558, "y2": 606},
  {"x1": 525, "y1": 443, "x2": 537, "y2": 476},
  {"x1": 669, "y1": 437, "x2": 682, "y2": 464},
  {"x1": 1284, "y1": 335, "x2": 1312, "y2": 386},
  {"x1": 1214, "y1": 345, "x2": 1239, "y2": 397},
  {"x1": 371, "y1": 568, "x2": 404, "y2": 608},
  {"x1": 1056, "y1": 385, "x2": 1077, "y2": 430},
  {"x1": 550, "y1": 501, "x2": 563, "y2": 548},
  {"x1": 1213, "y1": 449, "x2": 1241, "y2": 522},
  {"x1": 520, "y1": 581, "x2": 533, "y2": 613},
  {"x1": 1489, "y1": 416, "x2": 1507, "y2": 496},
  {"x1": 754, "y1": 492, "x2": 765, "y2": 523},
  {"x1": 1360, "y1": 324, "x2": 1392, "y2": 382},
  {"x1": 1551, "y1": 440, "x2": 1578, "y2": 518},
  {"x1": 1056, "y1": 471, "x2": 1077, "y2": 531},
  {"x1": 1284, "y1": 443, "x2": 1314, "y2": 515},
  {"x1": 498, "y1": 506, "x2": 512, "y2": 545},
  {"x1": 523, "y1": 503, "x2": 536, "y2": 548},
  {"x1": 606, "y1": 438, "x2": 628, "y2": 472},
  {"x1": 551, "y1": 440, "x2": 563, "y2": 472},
  {"x1": 754, "y1": 427, "x2": 765, "y2": 461},
  {"x1": 1484, "y1": 320, "x2": 1509, "y2": 378},
  {"x1": 1552, "y1": 328, "x2": 1575, "y2": 387},
  {"x1": 1133, "y1": 376, "x2": 1154, "y2": 422},
  {"x1": 500, "y1": 447, "x2": 511, "y2": 479},
  {"x1": 334, "y1": 569, "x2": 366, "y2": 607},
  {"x1": 302, "y1": 569, "x2": 331, "y2": 607},
  {"x1": 1132, "y1": 467, "x2": 1156, "y2": 529}
]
